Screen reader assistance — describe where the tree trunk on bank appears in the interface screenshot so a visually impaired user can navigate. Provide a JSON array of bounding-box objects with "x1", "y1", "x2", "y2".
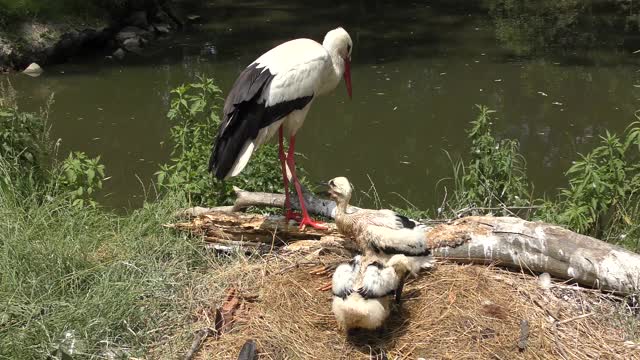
[{"x1": 173, "y1": 189, "x2": 640, "y2": 296}]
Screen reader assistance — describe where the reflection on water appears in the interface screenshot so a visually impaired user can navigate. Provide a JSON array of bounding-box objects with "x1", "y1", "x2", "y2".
[{"x1": 7, "y1": 0, "x2": 640, "y2": 210}]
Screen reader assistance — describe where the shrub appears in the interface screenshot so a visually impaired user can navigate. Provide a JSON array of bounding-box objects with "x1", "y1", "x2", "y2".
[
  {"x1": 156, "y1": 76, "x2": 305, "y2": 207},
  {"x1": 0, "y1": 80, "x2": 105, "y2": 207},
  {"x1": 448, "y1": 105, "x2": 532, "y2": 214},
  {"x1": 52, "y1": 151, "x2": 106, "y2": 207},
  {"x1": 445, "y1": 105, "x2": 640, "y2": 251},
  {"x1": 555, "y1": 123, "x2": 640, "y2": 243}
]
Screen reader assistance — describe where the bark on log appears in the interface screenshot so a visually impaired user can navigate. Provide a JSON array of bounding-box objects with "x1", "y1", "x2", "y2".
[
  {"x1": 429, "y1": 216, "x2": 640, "y2": 295},
  {"x1": 176, "y1": 190, "x2": 640, "y2": 295}
]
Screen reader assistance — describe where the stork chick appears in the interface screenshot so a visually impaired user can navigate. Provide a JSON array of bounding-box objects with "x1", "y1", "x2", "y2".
[
  {"x1": 326, "y1": 177, "x2": 435, "y2": 259},
  {"x1": 331, "y1": 254, "x2": 426, "y2": 332}
]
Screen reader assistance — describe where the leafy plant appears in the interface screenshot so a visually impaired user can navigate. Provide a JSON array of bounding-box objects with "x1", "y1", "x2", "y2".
[
  {"x1": 451, "y1": 105, "x2": 532, "y2": 213},
  {"x1": 556, "y1": 124, "x2": 640, "y2": 239},
  {"x1": 0, "y1": 83, "x2": 50, "y2": 183},
  {"x1": 156, "y1": 76, "x2": 225, "y2": 204},
  {"x1": 156, "y1": 76, "x2": 305, "y2": 207},
  {"x1": 0, "y1": 79, "x2": 105, "y2": 208},
  {"x1": 52, "y1": 151, "x2": 106, "y2": 207},
  {"x1": 444, "y1": 105, "x2": 640, "y2": 251}
]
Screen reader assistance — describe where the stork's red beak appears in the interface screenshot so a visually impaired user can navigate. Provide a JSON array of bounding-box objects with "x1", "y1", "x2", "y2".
[{"x1": 343, "y1": 58, "x2": 352, "y2": 99}]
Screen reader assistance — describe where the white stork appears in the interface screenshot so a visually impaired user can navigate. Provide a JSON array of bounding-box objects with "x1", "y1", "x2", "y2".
[{"x1": 209, "y1": 27, "x2": 353, "y2": 230}]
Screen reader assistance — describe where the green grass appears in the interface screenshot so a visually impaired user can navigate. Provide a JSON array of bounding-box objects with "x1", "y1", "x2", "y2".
[{"x1": 0, "y1": 175, "x2": 211, "y2": 358}]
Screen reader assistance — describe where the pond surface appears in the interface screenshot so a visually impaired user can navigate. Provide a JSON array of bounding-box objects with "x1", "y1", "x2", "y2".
[{"x1": 8, "y1": 0, "x2": 640, "y2": 210}]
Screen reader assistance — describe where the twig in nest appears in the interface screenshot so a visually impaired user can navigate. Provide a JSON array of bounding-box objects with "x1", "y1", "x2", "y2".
[
  {"x1": 556, "y1": 312, "x2": 593, "y2": 325},
  {"x1": 184, "y1": 327, "x2": 214, "y2": 360},
  {"x1": 531, "y1": 297, "x2": 559, "y2": 322}
]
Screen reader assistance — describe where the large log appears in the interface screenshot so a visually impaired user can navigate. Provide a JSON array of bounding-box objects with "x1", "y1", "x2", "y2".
[
  {"x1": 176, "y1": 190, "x2": 640, "y2": 295},
  {"x1": 429, "y1": 216, "x2": 640, "y2": 295}
]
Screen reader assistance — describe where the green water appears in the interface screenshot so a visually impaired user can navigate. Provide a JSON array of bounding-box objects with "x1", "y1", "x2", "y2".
[{"x1": 8, "y1": 0, "x2": 640, "y2": 210}]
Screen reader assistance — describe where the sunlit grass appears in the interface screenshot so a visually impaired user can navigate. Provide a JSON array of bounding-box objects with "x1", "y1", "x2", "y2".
[{"x1": 0, "y1": 172, "x2": 211, "y2": 358}]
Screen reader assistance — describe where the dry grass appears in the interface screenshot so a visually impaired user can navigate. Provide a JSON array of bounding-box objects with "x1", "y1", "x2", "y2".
[{"x1": 179, "y1": 252, "x2": 639, "y2": 360}]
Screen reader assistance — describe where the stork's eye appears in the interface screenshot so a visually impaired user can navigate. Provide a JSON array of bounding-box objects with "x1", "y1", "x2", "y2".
[
  {"x1": 329, "y1": 180, "x2": 335, "y2": 186},
  {"x1": 347, "y1": 44, "x2": 351, "y2": 53}
]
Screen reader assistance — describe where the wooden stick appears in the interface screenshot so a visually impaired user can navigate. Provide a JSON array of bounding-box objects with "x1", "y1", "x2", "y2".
[
  {"x1": 556, "y1": 312, "x2": 593, "y2": 325},
  {"x1": 184, "y1": 327, "x2": 214, "y2": 360}
]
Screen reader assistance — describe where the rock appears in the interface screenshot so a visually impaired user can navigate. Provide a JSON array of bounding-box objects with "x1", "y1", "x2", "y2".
[
  {"x1": 122, "y1": 38, "x2": 143, "y2": 53},
  {"x1": 152, "y1": 10, "x2": 171, "y2": 24},
  {"x1": 112, "y1": 48, "x2": 125, "y2": 60},
  {"x1": 116, "y1": 30, "x2": 138, "y2": 43},
  {"x1": 126, "y1": 11, "x2": 149, "y2": 28},
  {"x1": 152, "y1": 23, "x2": 171, "y2": 34},
  {"x1": 116, "y1": 26, "x2": 151, "y2": 43},
  {"x1": 186, "y1": 14, "x2": 202, "y2": 22},
  {"x1": 23, "y1": 62, "x2": 43, "y2": 77}
]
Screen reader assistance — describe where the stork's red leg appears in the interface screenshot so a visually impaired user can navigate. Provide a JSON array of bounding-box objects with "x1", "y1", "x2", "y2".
[
  {"x1": 278, "y1": 127, "x2": 301, "y2": 222},
  {"x1": 286, "y1": 135, "x2": 328, "y2": 230}
]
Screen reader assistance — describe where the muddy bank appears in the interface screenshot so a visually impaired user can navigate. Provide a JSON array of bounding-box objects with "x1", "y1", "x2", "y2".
[{"x1": 0, "y1": 1, "x2": 188, "y2": 72}]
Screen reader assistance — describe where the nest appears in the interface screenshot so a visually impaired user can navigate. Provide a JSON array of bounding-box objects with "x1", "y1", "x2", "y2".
[{"x1": 180, "y1": 251, "x2": 640, "y2": 360}]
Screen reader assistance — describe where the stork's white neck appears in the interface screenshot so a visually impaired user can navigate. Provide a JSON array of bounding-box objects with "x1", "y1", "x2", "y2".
[{"x1": 317, "y1": 44, "x2": 345, "y2": 96}]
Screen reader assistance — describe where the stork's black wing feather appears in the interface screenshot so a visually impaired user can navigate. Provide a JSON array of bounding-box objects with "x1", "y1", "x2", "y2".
[
  {"x1": 208, "y1": 63, "x2": 313, "y2": 179},
  {"x1": 396, "y1": 214, "x2": 416, "y2": 229}
]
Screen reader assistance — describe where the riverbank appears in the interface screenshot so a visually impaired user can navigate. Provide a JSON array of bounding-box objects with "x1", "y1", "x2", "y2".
[{"x1": 0, "y1": 1, "x2": 185, "y2": 72}]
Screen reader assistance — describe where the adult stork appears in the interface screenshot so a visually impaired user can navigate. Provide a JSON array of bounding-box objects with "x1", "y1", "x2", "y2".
[{"x1": 208, "y1": 27, "x2": 353, "y2": 230}]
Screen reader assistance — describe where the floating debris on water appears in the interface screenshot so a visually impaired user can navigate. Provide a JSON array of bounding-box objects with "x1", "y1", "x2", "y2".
[
  {"x1": 393, "y1": 106, "x2": 398, "y2": 111},
  {"x1": 494, "y1": 79, "x2": 502, "y2": 82},
  {"x1": 537, "y1": 91, "x2": 548, "y2": 96},
  {"x1": 552, "y1": 102, "x2": 563, "y2": 106}
]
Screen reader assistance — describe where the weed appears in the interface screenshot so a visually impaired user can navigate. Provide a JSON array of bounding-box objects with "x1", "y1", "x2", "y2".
[
  {"x1": 443, "y1": 105, "x2": 640, "y2": 251},
  {"x1": 156, "y1": 75, "x2": 307, "y2": 208}
]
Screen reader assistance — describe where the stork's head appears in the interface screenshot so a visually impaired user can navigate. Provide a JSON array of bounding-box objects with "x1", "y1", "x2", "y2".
[
  {"x1": 327, "y1": 176, "x2": 353, "y2": 204},
  {"x1": 323, "y1": 27, "x2": 353, "y2": 99}
]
